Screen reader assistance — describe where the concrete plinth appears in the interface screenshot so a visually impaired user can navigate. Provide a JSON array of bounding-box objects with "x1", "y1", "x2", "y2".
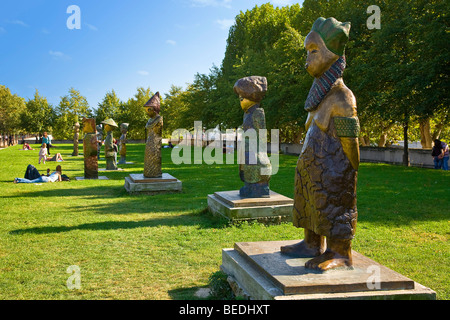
[
  {"x1": 75, "y1": 176, "x2": 109, "y2": 181},
  {"x1": 221, "y1": 240, "x2": 436, "y2": 300},
  {"x1": 207, "y1": 190, "x2": 293, "y2": 224},
  {"x1": 124, "y1": 173, "x2": 182, "y2": 195}
]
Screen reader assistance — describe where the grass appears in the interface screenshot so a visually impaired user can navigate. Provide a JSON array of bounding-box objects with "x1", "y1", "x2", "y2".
[{"x1": 0, "y1": 143, "x2": 449, "y2": 300}]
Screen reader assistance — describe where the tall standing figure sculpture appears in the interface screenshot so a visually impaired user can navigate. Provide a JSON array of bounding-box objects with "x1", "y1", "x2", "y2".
[
  {"x1": 72, "y1": 118, "x2": 80, "y2": 156},
  {"x1": 144, "y1": 92, "x2": 163, "y2": 178},
  {"x1": 82, "y1": 118, "x2": 99, "y2": 179},
  {"x1": 118, "y1": 123, "x2": 129, "y2": 165},
  {"x1": 281, "y1": 18, "x2": 360, "y2": 271},
  {"x1": 96, "y1": 124, "x2": 103, "y2": 160},
  {"x1": 102, "y1": 119, "x2": 119, "y2": 170},
  {"x1": 234, "y1": 76, "x2": 272, "y2": 198}
]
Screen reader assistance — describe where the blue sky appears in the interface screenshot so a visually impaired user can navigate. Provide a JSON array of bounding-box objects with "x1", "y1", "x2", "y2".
[{"x1": 0, "y1": 0, "x2": 301, "y2": 110}]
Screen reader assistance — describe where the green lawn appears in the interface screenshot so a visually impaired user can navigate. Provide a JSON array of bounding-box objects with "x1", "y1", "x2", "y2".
[{"x1": 0, "y1": 143, "x2": 449, "y2": 300}]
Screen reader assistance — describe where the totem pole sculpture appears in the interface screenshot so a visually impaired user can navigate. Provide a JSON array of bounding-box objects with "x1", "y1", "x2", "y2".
[
  {"x1": 118, "y1": 123, "x2": 129, "y2": 165},
  {"x1": 143, "y1": 92, "x2": 163, "y2": 178},
  {"x1": 102, "y1": 119, "x2": 119, "y2": 170},
  {"x1": 72, "y1": 118, "x2": 80, "y2": 156},
  {"x1": 82, "y1": 118, "x2": 99, "y2": 179}
]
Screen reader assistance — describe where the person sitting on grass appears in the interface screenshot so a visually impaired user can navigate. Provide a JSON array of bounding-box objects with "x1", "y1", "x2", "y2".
[
  {"x1": 22, "y1": 143, "x2": 34, "y2": 151},
  {"x1": 14, "y1": 165, "x2": 62, "y2": 184}
]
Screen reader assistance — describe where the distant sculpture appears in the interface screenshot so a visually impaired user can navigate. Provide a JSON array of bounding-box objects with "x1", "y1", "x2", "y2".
[
  {"x1": 102, "y1": 119, "x2": 119, "y2": 170},
  {"x1": 234, "y1": 76, "x2": 272, "y2": 198},
  {"x1": 96, "y1": 124, "x2": 103, "y2": 160},
  {"x1": 118, "y1": 123, "x2": 129, "y2": 165},
  {"x1": 281, "y1": 18, "x2": 360, "y2": 271},
  {"x1": 143, "y1": 92, "x2": 163, "y2": 178},
  {"x1": 82, "y1": 118, "x2": 98, "y2": 179},
  {"x1": 72, "y1": 119, "x2": 80, "y2": 156}
]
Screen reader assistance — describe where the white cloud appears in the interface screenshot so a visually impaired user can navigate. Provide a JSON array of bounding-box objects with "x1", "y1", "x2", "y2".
[
  {"x1": 216, "y1": 19, "x2": 234, "y2": 30},
  {"x1": 190, "y1": 0, "x2": 232, "y2": 8},
  {"x1": 8, "y1": 20, "x2": 28, "y2": 27},
  {"x1": 166, "y1": 40, "x2": 177, "y2": 46},
  {"x1": 49, "y1": 50, "x2": 71, "y2": 61},
  {"x1": 137, "y1": 70, "x2": 149, "y2": 76},
  {"x1": 85, "y1": 23, "x2": 98, "y2": 31}
]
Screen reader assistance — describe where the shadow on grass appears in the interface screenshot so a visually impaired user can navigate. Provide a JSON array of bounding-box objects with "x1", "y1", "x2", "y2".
[{"x1": 10, "y1": 209, "x2": 229, "y2": 235}]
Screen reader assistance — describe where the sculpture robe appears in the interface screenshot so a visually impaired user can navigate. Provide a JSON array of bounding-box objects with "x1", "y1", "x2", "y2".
[{"x1": 144, "y1": 115, "x2": 163, "y2": 178}]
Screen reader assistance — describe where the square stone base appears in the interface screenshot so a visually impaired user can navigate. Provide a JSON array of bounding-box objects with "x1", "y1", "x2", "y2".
[
  {"x1": 124, "y1": 173, "x2": 182, "y2": 195},
  {"x1": 75, "y1": 176, "x2": 109, "y2": 181},
  {"x1": 221, "y1": 240, "x2": 436, "y2": 300},
  {"x1": 207, "y1": 190, "x2": 293, "y2": 224}
]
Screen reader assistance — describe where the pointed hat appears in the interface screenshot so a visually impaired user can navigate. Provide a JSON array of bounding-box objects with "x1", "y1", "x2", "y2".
[{"x1": 144, "y1": 92, "x2": 161, "y2": 114}]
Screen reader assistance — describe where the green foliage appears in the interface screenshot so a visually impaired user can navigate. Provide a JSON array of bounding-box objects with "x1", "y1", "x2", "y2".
[
  {"x1": 20, "y1": 90, "x2": 55, "y2": 135},
  {"x1": 0, "y1": 85, "x2": 26, "y2": 134},
  {"x1": 53, "y1": 88, "x2": 93, "y2": 139}
]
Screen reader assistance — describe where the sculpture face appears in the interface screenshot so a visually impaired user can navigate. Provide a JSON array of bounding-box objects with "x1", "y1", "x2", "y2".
[
  {"x1": 104, "y1": 124, "x2": 114, "y2": 132},
  {"x1": 83, "y1": 118, "x2": 96, "y2": 134},
  {"x1": 240, "y1": 97, "x2": 257, "y2": 112},
  {"x1": 145, "y1": 107, "x2": 157, "y2": 118},
  {"x1": 304, "y1": 32, "x2": 339, "y2": 78}
]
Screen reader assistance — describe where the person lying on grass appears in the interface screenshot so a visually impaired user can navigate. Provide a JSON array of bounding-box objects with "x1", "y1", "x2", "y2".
[
  {"x1": 39, "y1": 144, "x2": 64, "y2": 164},
  {"x1": 14, "y1": 165, "x2": 62, "y2": 184},
  {"x1": 21, "y1": 143, "x2": 34, "y2": 151}
]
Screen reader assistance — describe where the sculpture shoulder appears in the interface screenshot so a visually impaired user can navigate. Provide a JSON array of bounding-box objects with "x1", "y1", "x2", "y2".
[
  {"x1": 329, "y1": 81, "x2": 357, "y2": 117},
  {"x1": 308, "y1": 80, "x2": 356, "y2": 132}
]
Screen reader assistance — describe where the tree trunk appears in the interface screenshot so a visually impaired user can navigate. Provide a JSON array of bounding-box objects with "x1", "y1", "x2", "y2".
[
  {"x1": 419, "y1": 118, "x2": 432, "y2": 149},
  {"x1": 403, "y1": 116, "x2": 410, "y2": 167},
  {"x1": 378, "y1": 133, "x2": 388, "y2": 147}
]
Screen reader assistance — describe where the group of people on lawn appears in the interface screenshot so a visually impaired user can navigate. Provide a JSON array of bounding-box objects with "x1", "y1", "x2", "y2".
[
  {"x1": 432, "y1": 139, "x2": 449, "y2": 170},
  {"x1": 14, "y1": 132, "x2": 65, "y2": 184}
]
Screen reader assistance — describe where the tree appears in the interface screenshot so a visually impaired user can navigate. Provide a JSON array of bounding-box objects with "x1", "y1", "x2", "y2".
[
  {"x1": 121, "y1": 87, "x2": 153, "y2": 140},
  {"x1": 95, "y1": 90, "x2": 122, "y2": 124},
  {"x1": 20, "y1": 89, "x2": 55, "y2": 136},
  {"x1": 0, "y1": 85, "x2": 26, "y2": 138},
  {"x1": 53, "y1": 88, "x2": 93, "y2": 139}
]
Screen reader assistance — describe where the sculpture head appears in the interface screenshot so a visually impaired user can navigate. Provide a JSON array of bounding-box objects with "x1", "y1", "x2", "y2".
[
  {"x1": 305, "y1": 17, "x2": 350, "y2": 78},
  {"x1": 144, "y1": 92, "x2": 161, "y2": 118},
  {"x1": 82, "y1": 118, "x2": 97, "y2": 134},
  {"x1": 234, "y1": 76, "x2": 267, "y2": 112},
  {"x1": 101, "y1": 119, "x2": 118, "y2": 132},
  {"x1": 120, "y1": 123, "x2": 129, "y2": 134}
]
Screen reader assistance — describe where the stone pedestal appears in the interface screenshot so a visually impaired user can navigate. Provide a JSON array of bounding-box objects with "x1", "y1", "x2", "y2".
[
  {"x1": 221, "y1": 240, "x2": 436, "y2": 300},
  {"x1": 208, "y1": 191, "x2": 293, "y2": 224},
  {"x1": 124, "y1": 173, "x2": 182, "y2": 195},
  {"x1": 75, "y1": 176, "x2": 109, "y2": 181}
]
